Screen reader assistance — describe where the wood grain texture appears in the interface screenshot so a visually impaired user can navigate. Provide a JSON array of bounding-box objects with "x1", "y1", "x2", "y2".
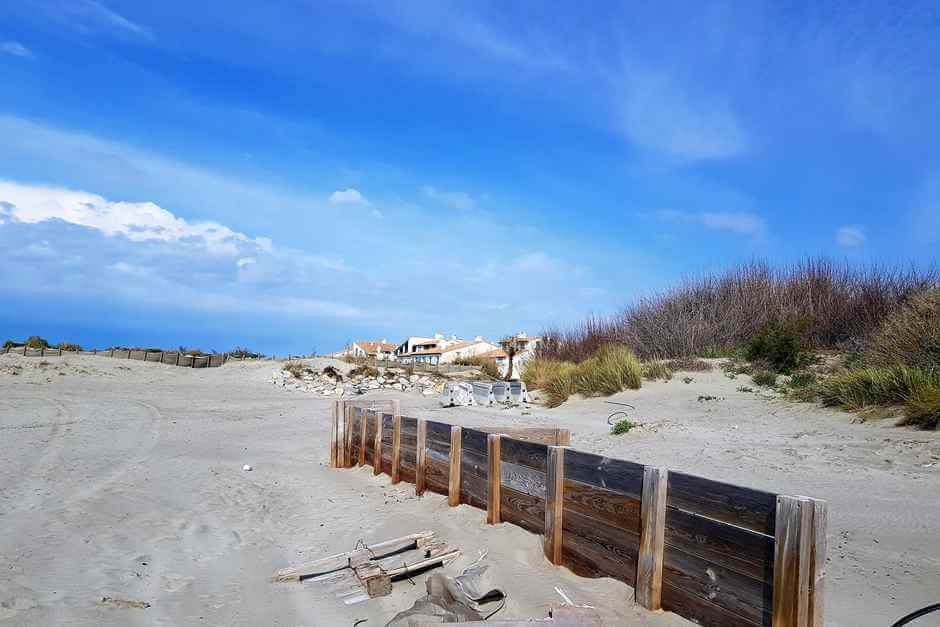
[
  {"x1": 808, "y1": 498, "x2": 827, "y2": 627},
  {"x1": 564, "y1": 449, "x2": 644, "y2": 498},
  {"x1": 391, "y1": 414, "x2": 401, "y2": 484},
  {"x1": 487, "y1": 434, "x2": 501, "y2": 524},
  {"x1": 330, "y1": 401, "x2": 339, "y2": 468},
  {"x1": 563, "y1": 479, "x2": 642, "y2": 534},
  {"x1": 426, "y1": 420, "x2": 452, "y2": 445},
  {"x1": 500, "y1": 437, "x2": 549, "y2": 472},
  {"x1": 359, "y1": 408, "x2": 368, "y2": 466},
  {"x1": 662, "y1": 581, "x2": 764, "y2": 627},
  {"x1": 416, "y1": 419, "x2": 427, "y2": 496},
  {"x1": 365, "y1": 411, "x2": 377, "y2": 467},
  {"x1": 425, "y1": 459, "x2": 450, "y2": 496},
  {"x1": 461, "y1": 427, "x2": 488, "y2": 453},
  {"x1": 344, "y1": 406, "x2": 354, "y2": 468},
  {"x1": 636, "y1": 466, "x2": 668, "y2": 610},
  {"x1": 561, "y1": 508, "x2": 640, "y2": 583},
  {"x1": 448, "y1": 426, "x2": 462, "y2": 507},
  {"x1": 373, "y1": 411, "x2": 382, "y2": 475},
  {"x1": 501, "y1": 460, "x2": 547, "y2": 499},
  {"x1": 668, "y1": 471, "x2": 777, "y2": 536},
  {"x1": 545, "y1": 446, "x2": 565, "y2": 565},
  {"x1": 500, "y1": 485, "x2": 545, "y2": 535},
  {"x1": 772, "y1": 496, "x2": 813, "y2": 627},
  {"x1": 460, "y1": 470, "x2": 487, "y2": 510}
]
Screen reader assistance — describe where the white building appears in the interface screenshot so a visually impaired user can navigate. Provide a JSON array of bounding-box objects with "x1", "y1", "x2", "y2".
[
  {"x1": 397, "y1": 338, "x2": 499, "y2": 366},
  {"x1": 334, "y1": 339, "x2": 398, "y2": 361}
]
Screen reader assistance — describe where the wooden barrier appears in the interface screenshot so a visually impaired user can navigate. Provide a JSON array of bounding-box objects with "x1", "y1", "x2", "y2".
[
  {"x1": 1, "y1": 346, "x2": 268, "y2": 368},
  {"x1": 329, "y1": 400, "x2": 825, "y2": 627}
]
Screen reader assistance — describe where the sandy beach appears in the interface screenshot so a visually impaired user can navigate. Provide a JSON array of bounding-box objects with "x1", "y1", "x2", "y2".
[{"x1": 1, "y1": 353, "x2": 938, "y2": 626}]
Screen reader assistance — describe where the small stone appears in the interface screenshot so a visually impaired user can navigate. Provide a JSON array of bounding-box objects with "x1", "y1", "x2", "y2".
[{"x1": 242, "y1": 464, "x2": 252, "y2": 472}]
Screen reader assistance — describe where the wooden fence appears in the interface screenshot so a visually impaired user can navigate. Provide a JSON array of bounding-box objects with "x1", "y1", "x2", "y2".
[
  {"x1": 330, "y1": 400, "x2": 826, "y2": 627},
  {"x1": 0, "y1": 346, "x2": 271, "y2": 368}
]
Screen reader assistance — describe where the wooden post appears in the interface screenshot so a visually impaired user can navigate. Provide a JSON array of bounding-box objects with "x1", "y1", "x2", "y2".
[
  {"x1": 330, "y1": 400, "x2": 339, "y2": 468},
  {"x1": 344, "y1": 405, "x2": 354, "y2": 468},
  {"x1": 391, "y1": 414, "x2": 401, "y2": 484},
  {"x1": 415, "y1": 419, "x2": 427, "y2": 496},
  {"x1": 636, "y1": 466, "x2": 668, "y2": 610},
  {"x1": 40, "y1": 346, "x2": 44, "y2": 357},
  {"x1": 544, "y1": 446, "x2": 565, "y2": 564},
  {"x1": 336, "y1": 402, "x2": 347, "y2": 468},
  {"x1": 773, "y1": 496, "x2": 826, "y2": 627},
  {"x1": 373, "y1": 411, "x2": 383, "y2": 475},
  {"x1": 448, "y1": 426, "x2": 462, "y2": 506},
  {"x1": 359, "y1": 407, "x2": 367, "y2": 467},
  {"x1": 486, "y1": 434, "x2": 501, "y2": 524}
]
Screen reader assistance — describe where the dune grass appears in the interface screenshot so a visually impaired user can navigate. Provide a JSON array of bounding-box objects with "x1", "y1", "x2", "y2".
[{"x1": 532, "y1": 345, "x2": 643, "y2": 408}]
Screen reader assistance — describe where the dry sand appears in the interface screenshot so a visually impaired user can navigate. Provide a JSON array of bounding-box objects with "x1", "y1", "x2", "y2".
[{"x1": 1, "y1": 354, "x2": 937, "y2": 626}]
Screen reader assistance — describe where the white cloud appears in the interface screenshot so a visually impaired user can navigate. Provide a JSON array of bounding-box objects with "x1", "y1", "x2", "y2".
[
  {"x1": 1, "y1": 42, "x2": 33, "y2": 58},
  {"x1": 0, "y1": 180, "x2": 262, "y2": 255},
  {"x1": 657, "y1": 209, "x2": 766, "y2": 238},
  {"x1": 514, "y1": 251, "x2": 557, "y2": 272},
  {"x1": 44, "y1": 0, "x2": 153, "y2": 42},
  {"x1": 836, "y1": 226, "x2": 866, "y2": 248},
  {"x1": 328, "y1": 188, "x2": 368, "y2": 206},
  {"x1": 422, "y1": 185, "x2": 476, "y2": 210}
]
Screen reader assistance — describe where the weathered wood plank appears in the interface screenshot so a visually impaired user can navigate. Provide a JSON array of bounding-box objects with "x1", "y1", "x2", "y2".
[
  {"x1": 636, "y1": 466, "x2": 668, "y2": 610},
  {"x1": 460, "y1": 470, "x2": 487, "y2": 510},
  {"x1": 500, "y1": 437, "x2": 549, "y2": 472},
  {"x1": 545, "y1": 446, "x2": 565, "y2": 565},
  {"x1": 564, "y1": 449, "x2": 644, "y2": 498},
  {"x1": 563, "y1": 479, "x2": 642, "y2": 534},
  {"x1": 461, "y1": 448, "x2": 488, "y2": 478},
  {"x1": 427, "y1": 437, "x2": 450, "y2": 458},
  {"x1": 668, "y1": 471, "x2": 777, "y2": 536},
  {"x1": 808, "y1": 498, "x2": 827, "y2": 627},
  {"x1": 501, "y1": 460, "x2": 546, "y2": 499},
  {"x1": 359, "y1": 409, "x2": 368, "y2": 466},
  {"x1": 416, "y1": 419, "x2": 427, "y2": 496},
  {"x1": 462, "y1": 428, "x2": 488, "y2": 453},
  {"x1": 662, "y1": 581, "x2": 763, "y2": 627},
  {"x1": 487, "y1": 434, "x2": 501, "y2": 524},
  {"x1": 665, "y1": 506, "x2": 774, "y2": 581},
  {"x1": 561, "y1": 508, "x2": 640, "y2": 583},
  {"x1": 448, "y1": 426, "x2": 462, "y2": 507},
  {"x1": 500, "y1": 485, "x2": 545, "y2": 535},
  {"x1": 772, "y1": 496, "x2": 813, "y2": 627},
  {"x1": 426, "y1": 420, "x2": 452, "y2": 445},
  {"x1": 373, "y1": 411, "x2": 383, "y2": 475},
  {"x1": 425, "y1": 459, "x2": 449, "y2": 496},
  {"x1": 365, "y1": 411, "x2": 377, "y2": 467},
  {"x1": 330, "y1": 401, "x2": 339, "y2": 468},
  {"x1": 392, "y1": 414, "x2": 401, "y2": 484},
  {"x1": 663, "y1": 543, "x2": 771, "y2": 626}
]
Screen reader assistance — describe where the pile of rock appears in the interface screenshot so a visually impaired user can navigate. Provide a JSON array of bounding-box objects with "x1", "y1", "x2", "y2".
[{"x1": 271, "y1": 365, "x2": 443, "y2": 397}]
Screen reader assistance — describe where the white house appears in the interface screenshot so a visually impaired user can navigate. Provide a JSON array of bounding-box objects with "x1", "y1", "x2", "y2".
[
  {"x1": 334, "y1": 339, "x2": 398, "y2": 361},
  {"x1": 398, "y1": 338, "x2": 499, "y2": 366}
]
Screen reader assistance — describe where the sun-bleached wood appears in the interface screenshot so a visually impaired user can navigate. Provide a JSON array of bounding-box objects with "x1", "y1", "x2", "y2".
[
  {"x1": 373, "y1": 410, "x2": 382, "y2": 475},
  {"x1": 391, "y1": 414, "x2": 402, "y2": 484},
  {"x1": 487, "y1": 434, "x2": 502, "y2": 524},
  {"x1": 636, "y1": 466, "x2": 668, "y2": 610},
  {"x1": 773, "y1": 495, "x2": 826, "y2": 627},
  {"x1": 544, "y1": 446, "x2": 565, "y2": 564},
  {"x1": 415, "y1": 419, "x2": 428, "y2": 495},
  {"x1": 358, "y1": 408, "x2": 367, "y2": 466},
  {"x1": 448, "y1": 426, "x2": 462, "y2": 506},
  {"x1": 330, "y1": 401, "x2": 339, "y2": 468}
]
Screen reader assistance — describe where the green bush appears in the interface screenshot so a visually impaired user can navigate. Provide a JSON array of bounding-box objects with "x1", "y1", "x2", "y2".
[
  {"x1": 788, "y1": 372, "x2": 817, "y2": 388},
  {"x1": 2, "y1": 339, "x2": 15, "y2": 349},
  {"x1": 610, "y1": 419, "x2": 637, "y2": 435},
  {"x1": 902, "y1": 383, "x2": 940, "y2": 429},
  {"x1": 818, "y1": 366, "x2": 940, "y2": 409},
  {"x1": 26, "y1": 336, "x2": 50, "y2": 349},
  {"x1": 752, "y1": 371, "x2": 778, "y2": 387},
  {"x1": 744, "y1": 319, "x2": 807, "y2": 373},
  {"x1": 641, "y1": 360, "x2": 672, "y2": 381},
  {"x1": 864, "y1": 289, "x2": 940, "y2": 370},
  {"x1": 523, "y1": 358, "x2": 576, "y2": 390},
  {"x1": 544, "y1": 365, "x2": 581, "y2": 408},
  {"x1": 56, "y1": 342, "x2": 82, "y2": 352}
]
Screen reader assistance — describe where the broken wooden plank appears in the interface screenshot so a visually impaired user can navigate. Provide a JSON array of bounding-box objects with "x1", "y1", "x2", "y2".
[{"x1": 386, "y1": 549, "x2": 461, "y2": 578}]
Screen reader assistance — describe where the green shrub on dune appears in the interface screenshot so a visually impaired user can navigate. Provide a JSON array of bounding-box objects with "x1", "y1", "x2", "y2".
[{"x1": 533, "y1": 345, "x2": 643, "y2": 408}]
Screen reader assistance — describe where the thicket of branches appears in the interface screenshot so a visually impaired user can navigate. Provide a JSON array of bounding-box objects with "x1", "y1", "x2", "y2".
[{"x1": 537, "y1": 259, "x2": 938, "y2": 362}]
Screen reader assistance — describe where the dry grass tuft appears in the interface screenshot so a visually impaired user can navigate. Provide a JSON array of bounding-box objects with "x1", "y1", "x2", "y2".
[{"x1": 539, "y1": 345, "x2": 642, "y2": 408}]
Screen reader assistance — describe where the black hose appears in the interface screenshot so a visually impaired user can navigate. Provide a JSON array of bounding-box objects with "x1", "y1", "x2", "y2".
[{"x1": 891, "y1": 602, "x2": 940, "y2": 626}]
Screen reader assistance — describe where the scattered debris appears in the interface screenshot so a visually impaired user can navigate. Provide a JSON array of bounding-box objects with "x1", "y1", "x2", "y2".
[
  {"x1": 385, "y1": 560, "x2": 505, "y2": 626},
  {"x1": 273, "y1": 364, "x2": 443, "y2": 398},
  {"x1": 99, "y1": 597, "x2": 150, "y2": 609}
]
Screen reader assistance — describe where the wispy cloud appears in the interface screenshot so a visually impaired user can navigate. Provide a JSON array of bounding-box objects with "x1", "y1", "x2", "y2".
[
  {"x1": 0, "y1": 41, "x2": 33, "y2": 59},
  {"x1": 836, "y1": 226, "x2": 866, "y2": 248},
  {"x1": 37, "y1": 0, "x2": 153, "y2": 42},
  {"x1": 329, "y1": 188, "x2": 368, "y2": 206},
  {"x1": 514, "y1": 251, "x2": 558, "y2": 272},
  {"x1": 422, "y1": 185, "x2": 476, "y2": 210},
  {"x1": 656, "y1": 209, "x2": 767, "y2": 238}
]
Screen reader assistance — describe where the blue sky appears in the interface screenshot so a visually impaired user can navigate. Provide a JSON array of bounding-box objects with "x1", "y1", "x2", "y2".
[{"x1": 1, "y1": 1, "x2": 939, "y2": 354}]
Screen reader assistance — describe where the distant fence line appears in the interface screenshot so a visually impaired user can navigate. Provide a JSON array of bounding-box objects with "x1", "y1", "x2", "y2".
[
  {"x1": 341, "y1": 356, "x2": 477, "y2": 374},
  {"x1": 0, "y1": 346, "x2": 292, "y2": 368}
]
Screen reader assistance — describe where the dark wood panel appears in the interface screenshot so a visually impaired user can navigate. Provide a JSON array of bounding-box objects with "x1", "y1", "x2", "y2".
[
  {"x1": 381, "y1": 413, "x2": 394, "y2": 430},
  {"x1": 425, "y1": 459, "x2": 449, "y2": 495},
  {"x1": 665, "y1": 506, "x2": 774, "y2": 581},
  {"x1": 564, "y1": 449, "x2": 644, "y2": 498},
  {"x1": 662, "y1": 580, "x2": 766, "y2": 627},
  {"x1": 662, "y1": 544, "x2": 771, "y2": 627},
  {"x1": 667, "y1": 471, "x2": 777, "y2": 535},
  {"x1": 461, "y1": 448, "x2": 488, "y2": 478},
  {"x1": 399, "y1": 465, "x2": 416, "y2": 485},
  {"x1": 460, "y1": 469, "x2": 487, "y2": 510},
  {"x1": 561, "y1": 508, "x2": 640, "y2": 583},
  {"x1": 478, "y1": 426, "x2": 564, "y2": 445},
  {"x1": 500, "y1": 485, "x2": 545, "y2": 535},
  {"x1": 401, "y1": 450, "x2": 416, "y2": 469},
  {"x1": 462, "y1": 428, "x2": 488, "y2": 453},
  {"x1": 400, "y1": 432, "x2": 417, "y2": 450},
  {"x1": 563, "y1": 479, "x2": 641, "y2": 534},
  {"x1": 500, "y1": 437, "x2": 548, "y2": 472},
  {"x1": 501, "y1": 460, "x2": 546, "y2": 499},
  {"x1": 400, "y1": 416, "x2": 418, "y2": 436},
  {"x1": 427, "y1": 442, "x2": 450, "y2": 462},
  {"x1": 426, "y1": 420, "x2": 452, "y2": 444}
]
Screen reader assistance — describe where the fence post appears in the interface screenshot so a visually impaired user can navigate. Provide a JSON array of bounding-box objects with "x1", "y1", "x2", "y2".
[
  {"x1": 448, "y1": 426, "x2": 462, "y2": 506},
  {"x1": 358, "y1": 408, "x2": 367, "y2": 467},
  {"x1": 330, "y1": 400, "x2": 340, "y2": 468},
  {"x1": 415, "y1": 419, "x2": 427, "y2": 496},
  {"x1": 344, "y1": 405, "x2": 355, "y2": 468},
  {"x1": 391, "y1": 414, "x2": 401, "y2": 484},
  {"x1": 373, "y1": 410, "x2": 383, "y2": 475},
  {"x1": 486, "y1": 434, "x2": 501, "y2": 524},
  {"x1": 773, "y1": 496, "x2": 827, "y2": 627},
  {"x1": 636, "y1": 466, "x2": 668, "y2": 610},
  {"x1": 544, "y1": 446, "x2": 566, "y2": 564}
]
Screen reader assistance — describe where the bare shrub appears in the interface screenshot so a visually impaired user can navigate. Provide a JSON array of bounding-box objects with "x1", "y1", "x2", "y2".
[
  {"x1": 453, "y1": 355, "x2": 500, "y2": 380},
  {"x1": 864, "y1": 289, "x2": 940, "y2": 370},
  {"x1": 662, "y1": 357, "x2": 714, "y2": 372},
  {"x1": 349, "y1": 365, "x2": 378, "y2": 378},
  {"x1": 536, "y1": 259, "x2": 937, "y2": 361}
]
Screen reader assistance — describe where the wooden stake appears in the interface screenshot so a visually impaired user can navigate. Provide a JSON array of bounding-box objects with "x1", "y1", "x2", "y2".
[
  {"x1": 773, "y1": 496, "x2": 818, "y2": 627},
  {"x1": 373, "y1": 411, "x2": 382, "y2": 475},
  {"x1": 359, "y1": 408, "x2": 368, "y2": 467},
  {"x1": 544, "y1": 446, "x2": 565, "y2": 564},
  {"x1": 448, "y1": 426, "x2": 462, "y2": 506},
  {"x1": 330, "y1": 401, "x2": 339, "y2": 468},
  {"x1": 391, "y1": 414, "x2": 401, "y2": 484},
  {"x1": 344, "y1": 405, "x2": 354, "y2": 468},
  {"x1": 808, "y1": 498, "x2": 828, "y2": 627},
  {"x1": 336, "y1": 403, "x2": 347, "y2": 468},
  {"x1": 486, "y1": 434, "x2": 501, "y2": 524},
  {"x1": 636, "y1": 466, "x2": 668, "y2": 610},
  {"x1": 415, "y1": 419, "x2": 427, "y2": 496}
]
